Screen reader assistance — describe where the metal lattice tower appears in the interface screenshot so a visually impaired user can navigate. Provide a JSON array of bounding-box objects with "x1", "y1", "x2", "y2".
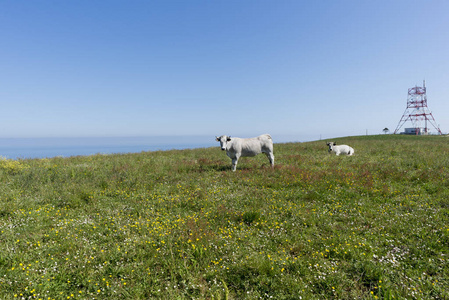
[{"x1": 394, "y1": 81, "x2": 442, "y2": 135}]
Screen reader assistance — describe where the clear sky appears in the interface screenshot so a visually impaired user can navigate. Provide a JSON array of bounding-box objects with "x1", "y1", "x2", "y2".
[{"x1": 1, "y1": 0, "x2": 448, "y2": 142}]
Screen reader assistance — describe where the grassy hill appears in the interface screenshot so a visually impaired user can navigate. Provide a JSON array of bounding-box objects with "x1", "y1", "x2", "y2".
[{"x1": 0, "y1": 135, "x2": 448, "y2": 299}]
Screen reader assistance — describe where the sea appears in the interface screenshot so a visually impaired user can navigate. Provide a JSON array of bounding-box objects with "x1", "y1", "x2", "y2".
[
  {"x1": 0, "y1": 134, "x2": 306, "y2": 160},
  {"x1": 0, "y1": 136, "x2": 215, "y2": 160}
]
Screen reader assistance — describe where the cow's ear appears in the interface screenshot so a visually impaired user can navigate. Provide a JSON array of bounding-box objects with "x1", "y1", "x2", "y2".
[
  {"x1": 215, "y1": 136, "x2": 219, "y2": 141},
  {"x1": 227, "y1": 136, "x2": 231, "y2": 141}
]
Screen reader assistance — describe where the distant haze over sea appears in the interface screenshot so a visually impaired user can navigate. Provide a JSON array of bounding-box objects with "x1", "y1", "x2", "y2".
[{"x1": 0, "y1": 136, "x2": 212, "y2": 160}]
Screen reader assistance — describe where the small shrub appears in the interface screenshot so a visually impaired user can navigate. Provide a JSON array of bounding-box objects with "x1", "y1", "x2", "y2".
[
  {"x1": 0, "y1": 157, "x2": 29, "y2": 174},
  {"x1": 241, "y1": 211, "x2": 261, "y2": 225}
]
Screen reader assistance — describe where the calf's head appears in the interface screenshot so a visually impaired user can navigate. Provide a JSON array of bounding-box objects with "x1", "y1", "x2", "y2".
[
  {"x1": 326, "y1": 142, "x2": 336, "y2": 153},
  {"x1": 216, "y1": 135, "x2": 231, "y2": 151}
]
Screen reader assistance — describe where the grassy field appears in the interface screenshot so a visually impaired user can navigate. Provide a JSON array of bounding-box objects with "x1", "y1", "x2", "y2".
[{"x1": 0, "y1": 135, "x2": 448, "y2": 299}]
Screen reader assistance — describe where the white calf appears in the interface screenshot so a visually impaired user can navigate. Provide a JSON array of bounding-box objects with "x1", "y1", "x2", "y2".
[
  {"x1": 327, "y1": 142, "x2": 354, "y2": 156},
  {"x1": 216, "y1": 134, "x2": 274, "y2": 171}
]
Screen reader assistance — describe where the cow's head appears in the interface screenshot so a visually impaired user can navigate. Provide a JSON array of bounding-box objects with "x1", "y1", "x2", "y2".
[
  {"x1": 216, "y1": 135, "x2": 231, "y2": 151},
  {"x1": 326, "y1": 142, "x2": 336, "y2": 152}
]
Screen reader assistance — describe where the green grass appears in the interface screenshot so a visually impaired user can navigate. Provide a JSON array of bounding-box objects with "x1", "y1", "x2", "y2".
[{"x1": 0, "y1": 135, "x2": 448, "y2": 299}]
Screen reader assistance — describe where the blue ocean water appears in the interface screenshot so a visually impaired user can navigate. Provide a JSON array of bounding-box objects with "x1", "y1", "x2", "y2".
[{"x1": 0, "y1": 136, "x2": 214, "y2": 160}]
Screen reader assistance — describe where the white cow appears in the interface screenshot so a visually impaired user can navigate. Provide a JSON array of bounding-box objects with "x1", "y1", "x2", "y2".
[
  {"x1": 327, "y1": 142, "x2": 354, "y2": 156},
  {"x1": 216, "y1": 134, "x2": 274, "y2": 171}
]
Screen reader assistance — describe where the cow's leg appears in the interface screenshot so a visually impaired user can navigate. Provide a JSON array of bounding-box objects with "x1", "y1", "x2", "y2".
[
  {"x1": 262, "y1": 147, "x2": 274, "y2": 167},
  {"x1": 231, "y1": 154, "x2": 240, "y2": 171},
  {"x1": 231, "y1": 157, "x2": 239, "y2": 171},
  {"x1": 265, "y1": 152, "x2": 274, "y2": 167}
]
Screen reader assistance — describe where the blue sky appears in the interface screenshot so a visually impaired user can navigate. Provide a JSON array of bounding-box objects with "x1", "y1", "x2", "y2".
[{"x1": 1, "y1": 1, "x2": 448, "y2": 142}]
